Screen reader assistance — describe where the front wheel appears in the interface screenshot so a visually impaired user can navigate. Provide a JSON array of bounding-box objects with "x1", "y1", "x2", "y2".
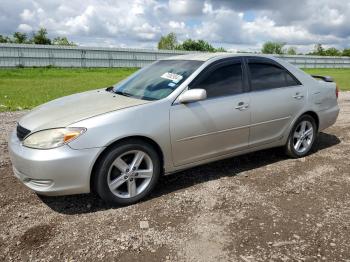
[
  {"x1": 285, "y1": 115, "x2": 317, "y2": 158},
  {"x1": 94, "y1": 140, "x2": 161, "y2": 206}
]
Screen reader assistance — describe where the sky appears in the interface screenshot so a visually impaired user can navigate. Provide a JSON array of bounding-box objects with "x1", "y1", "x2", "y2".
[{"x1": 0, "y1": 0, "x2": 350, "y2": 53}]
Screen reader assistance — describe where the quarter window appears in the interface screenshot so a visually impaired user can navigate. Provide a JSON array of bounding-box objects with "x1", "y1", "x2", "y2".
[
  {"x1": 191, "y1": 63, "x2": 244, "y2": 98},
  {"x1": 248, "y1": 62, "x2": 299, "y2": 91}
]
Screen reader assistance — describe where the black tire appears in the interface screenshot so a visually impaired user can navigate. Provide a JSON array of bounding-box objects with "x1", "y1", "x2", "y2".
[
  {"x1": 285, "y1": 114, "x2": 317, "y2": 158},
  {"x1": 93, "y1": 139, "x2": 161, "y2": 206}
]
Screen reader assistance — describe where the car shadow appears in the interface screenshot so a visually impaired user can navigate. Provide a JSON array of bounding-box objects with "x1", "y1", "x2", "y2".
[{"x1": 39, "y1": 132, "x2": 340, "y2": 215}]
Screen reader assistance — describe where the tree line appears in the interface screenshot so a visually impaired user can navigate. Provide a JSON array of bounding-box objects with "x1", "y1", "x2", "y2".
[
  {"x1": 0, "y1": 28, "x2": 75, "y2": 46},
  {"x1": 261, "y1": 41, "x2": 350, "y2": 56},
  {"x1": 159, "y1": 32, "x2": 350, "y2": 56},
  {"x1": 2, "y1": 29, "x2": 349, "y2": 56},
  {"x1": 158, "y1": 32, "x2": 226, "y2": 52}
]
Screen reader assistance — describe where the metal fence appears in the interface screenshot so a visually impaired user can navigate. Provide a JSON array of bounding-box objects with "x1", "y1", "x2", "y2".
[{"x1": 1, "y1": 43, "x2": 350, "y2": 68}]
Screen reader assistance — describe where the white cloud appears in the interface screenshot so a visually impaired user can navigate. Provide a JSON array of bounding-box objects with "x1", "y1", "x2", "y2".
[
  {"x1": 168, "y1": 0, "x2": 204, "y2": 16},
  {"x1": 0, "y1": 0, "x2": 349, "y2": 52},
  {"x1": 20, "y1": 9, "x2": 35, "y2": 21},
  {"x1": 65, "y1": 6, "x2": 94, "y2": 34},
  {"x1": 133, "y1": 23, "x2": 161, "y2": 40},
  {"x1": 193, "y1": 6, "x2": 248, "y2": 44},
  {"x1": 17, "y1": 23, "x2": 33, "y2": 32},
  {"x1": 169, "y1": 21, "x2": 185, "y2": 29}
]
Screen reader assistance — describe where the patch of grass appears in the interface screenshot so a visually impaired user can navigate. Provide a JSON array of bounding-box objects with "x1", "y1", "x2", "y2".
[
  {"x1": 303, "y1": 68, "x2": 350, "y2": 91},
  {"x1": 0, "y1": 67, "x2": 349, "y2": 112},
  {"x1": 0, "y1": 68, "x2": 137, "y2": 112}
]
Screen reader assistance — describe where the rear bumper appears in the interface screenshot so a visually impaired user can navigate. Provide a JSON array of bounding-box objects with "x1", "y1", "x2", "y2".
[
  {"x1": 8, "y1": 131, "x2": 101, "y2": 196},
  {"x1": 318, "y1": 104, "x2": 340, "y2": 131}
]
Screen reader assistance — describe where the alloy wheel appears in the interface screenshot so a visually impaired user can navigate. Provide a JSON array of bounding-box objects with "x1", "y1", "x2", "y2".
[
  {"x1": 293, "y1": 120, "x2": 314, "y2": 154},
  {"x1": 107, "y1": 150, "x2": 153, "y2": 199}
]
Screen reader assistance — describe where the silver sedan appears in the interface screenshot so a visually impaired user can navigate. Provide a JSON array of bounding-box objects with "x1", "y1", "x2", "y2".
[{"x1": 8, "y1": 53, "x2": 340, "y2": 205}]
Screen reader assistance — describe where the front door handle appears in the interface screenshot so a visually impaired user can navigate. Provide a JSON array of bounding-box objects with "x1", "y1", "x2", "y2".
[
  {"x1": 293, "y1": 93, "x2": 304, "y2": 100},
  {"x1": 235, "y1": 102, "x2": 249, "y2": 111}
]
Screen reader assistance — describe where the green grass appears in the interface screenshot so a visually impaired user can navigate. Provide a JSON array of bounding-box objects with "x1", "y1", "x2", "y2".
[
  {"x1": 303, "y1": 68, "x2": 350, "y2": 91},
  {"x1": 0, "y1": 68, "x2": 137, "y2": 112},
  {"x1": 0, "y1": 67, "x2": 349, "y2": 112}
]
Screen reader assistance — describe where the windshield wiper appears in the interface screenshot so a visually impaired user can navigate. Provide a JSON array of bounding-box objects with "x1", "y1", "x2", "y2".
[
  {"x1": 105, "y1": 86, "x2": 114, "y2": 92},
  {"x1": 106, "y1": 86, "x2": 130, "y2": 96},
  {"x1": 114, "y1": 90, "x2": 134, "y2": 98},
  {"x1": 106, "y1": 87, "x2": 133, "y2": 97}
]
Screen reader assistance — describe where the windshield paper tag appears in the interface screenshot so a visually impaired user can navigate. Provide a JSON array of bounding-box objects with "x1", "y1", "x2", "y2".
[{"x1": 161, "y1": 72, "x2": 183, "y2": 83}]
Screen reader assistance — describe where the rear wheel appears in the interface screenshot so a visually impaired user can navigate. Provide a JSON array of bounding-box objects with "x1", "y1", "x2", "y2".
[
  {"x1": 285, "y1": 115, "x2": 317, "y2": 158},
  {"x1": 94, "y1": 140, "x2": 161, "y2": 205}
]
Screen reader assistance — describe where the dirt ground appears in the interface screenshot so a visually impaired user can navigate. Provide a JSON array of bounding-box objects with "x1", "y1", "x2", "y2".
[{"x1": 0, "y1": 93, "x2": 349, "y2": 262}]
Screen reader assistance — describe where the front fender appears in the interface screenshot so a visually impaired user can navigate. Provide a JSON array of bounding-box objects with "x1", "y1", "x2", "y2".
[{"x1": 67, "y1": 101, "x2": 174, "y2": 171}]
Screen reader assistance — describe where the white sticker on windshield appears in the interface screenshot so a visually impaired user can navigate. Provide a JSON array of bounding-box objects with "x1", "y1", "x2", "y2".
[{"x1": 161, "y1": 72, "x2": 183, "y2": 83}]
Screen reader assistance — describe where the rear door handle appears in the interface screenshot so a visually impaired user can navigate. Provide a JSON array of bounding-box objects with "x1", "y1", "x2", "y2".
[
  {"x1": 293, "y1": 93, "x2": 304, "y2": 100},
  {"x1": 235, "y1": 102, "x2": 249, "y2": 111}
]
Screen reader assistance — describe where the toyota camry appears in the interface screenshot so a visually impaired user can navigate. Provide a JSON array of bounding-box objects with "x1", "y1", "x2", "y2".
[{"x1": 8, "y1": 53, "x2": 340, "y2": 205}]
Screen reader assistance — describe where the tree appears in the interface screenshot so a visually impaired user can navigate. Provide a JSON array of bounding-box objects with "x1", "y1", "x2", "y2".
[
  {"x1": 286, "y1": 47, "x2": 297, "y2": 55},
  {"x1": 308, "y1": 44, "x2": 342, "y2": 56},
  {"x1": 0, "y1": 30, "x2": 76, "y2": 46},
  {"x1": 13, "y1": 32, "x2": 28, "y2": 44},
  {"x1": 309, "y1": 44, "x2": 325, "y2": 56},
  {"x1": 32, "y1": 28, "x2": 51, "y2": 45},
  {"x1": 0, "y1": 35, "x2": 10, "y2": 43},
  {"x1": 342, "y1": 48, "x2": 350, "y2": 57},
  {"x1": 158, "y1": 32, "x2": 177, "y2": 50},
  {"x1": 52, "y1": 36, "x2": 76, "y2": 46},
  {"x1": 324, "y1": 47, "x2": 341, "y2": 56},
  {"x1": 157, "y1": 33, "x2": 225, "y2": 52},
  {"x1": 177, "y1": 39, "x2": 215, "y2": 52},
  {"x1": 261, "y1": 41, "x2": 286, "y2": 54},
  {"x1": 215, "y1": 47, "x2": 226, "y2": 52},
  {"x1": 176, "y1": 39, "x2": 225, "y2": 52}
]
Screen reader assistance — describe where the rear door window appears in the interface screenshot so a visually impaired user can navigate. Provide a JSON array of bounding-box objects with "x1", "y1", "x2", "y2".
[{"x1": 248, "y1": 60, "x2": 300, "y2": 91}]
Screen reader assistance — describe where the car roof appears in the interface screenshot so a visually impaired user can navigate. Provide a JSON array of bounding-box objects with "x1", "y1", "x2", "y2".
[
  {"x1": 161, "y1": 52, "x2": 316, "y2": 86},
  {"x1": 162, "y1": 52, "x2": 276, "y2": 62}
]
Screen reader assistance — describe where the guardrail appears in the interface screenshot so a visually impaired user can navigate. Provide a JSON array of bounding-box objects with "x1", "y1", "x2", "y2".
[{"x1": 1, "y1": 43, "x2": 350, "y2": 68}]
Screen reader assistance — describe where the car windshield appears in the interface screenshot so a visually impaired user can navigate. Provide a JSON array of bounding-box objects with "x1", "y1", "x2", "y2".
[{"x1": 113, "y1": 60, "x2": 203, "y2": 100}]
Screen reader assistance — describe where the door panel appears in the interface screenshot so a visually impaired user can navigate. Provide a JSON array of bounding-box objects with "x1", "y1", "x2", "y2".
[
  {"x1": 249, "y1": 86, "x2": 305, "y2": 146},
  {"x1": 170, "y1": 94, "x2": 250, "y2": 166},
  {"x1": 246, "y1": 57, "x2": 306, "y2": 147}
]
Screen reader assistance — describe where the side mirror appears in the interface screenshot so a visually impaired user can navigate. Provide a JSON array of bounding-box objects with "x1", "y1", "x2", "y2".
[{"x1": 178, "y1": 89, "x2": 207, "y2": 104}]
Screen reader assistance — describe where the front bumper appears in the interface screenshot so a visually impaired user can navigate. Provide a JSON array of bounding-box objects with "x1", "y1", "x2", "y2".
[{"x1": 8, "y1": 131, "x2": 102, "y2": 196}]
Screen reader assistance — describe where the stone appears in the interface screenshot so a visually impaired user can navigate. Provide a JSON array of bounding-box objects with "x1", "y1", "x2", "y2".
[{"x1": 140, "y1": 220, "x2": 149, "y2": 229}]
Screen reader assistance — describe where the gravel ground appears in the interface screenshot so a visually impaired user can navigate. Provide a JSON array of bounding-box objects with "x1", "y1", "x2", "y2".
[{"x1": 0, "y1": 93, "x2": 349, "y2": 262}]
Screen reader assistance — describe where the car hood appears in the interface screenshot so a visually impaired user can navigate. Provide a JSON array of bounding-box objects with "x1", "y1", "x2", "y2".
[{"x1": 19, "y1": 89, "x2": 150, "y2": 131}]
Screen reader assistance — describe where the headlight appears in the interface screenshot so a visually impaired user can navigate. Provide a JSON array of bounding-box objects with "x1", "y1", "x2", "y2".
[{"x1": 23, "y1": 127, "x2": 86, "y2": 149}]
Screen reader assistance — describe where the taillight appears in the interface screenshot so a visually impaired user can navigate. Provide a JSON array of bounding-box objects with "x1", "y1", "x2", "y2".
[{"x1": 336, "y1": 84, "x2": 339, "y2": 99}]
